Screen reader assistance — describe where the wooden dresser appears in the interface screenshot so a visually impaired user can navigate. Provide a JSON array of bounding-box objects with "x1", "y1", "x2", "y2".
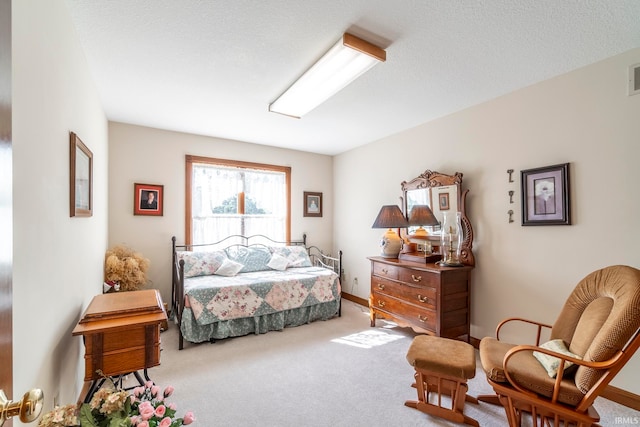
[{"x1": 369, "y1": 256, "x2": 473, "y2": 341}]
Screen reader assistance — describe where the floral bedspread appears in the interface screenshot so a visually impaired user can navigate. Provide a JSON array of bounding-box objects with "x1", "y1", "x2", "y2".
[{"x1": 183, "y1": 266, "x2": 339, "y2": 325}]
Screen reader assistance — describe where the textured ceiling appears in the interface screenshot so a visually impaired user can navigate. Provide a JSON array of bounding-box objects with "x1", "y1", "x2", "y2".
[{"x1": 65, "y1": 0, "x2": 640, "y2": 155}]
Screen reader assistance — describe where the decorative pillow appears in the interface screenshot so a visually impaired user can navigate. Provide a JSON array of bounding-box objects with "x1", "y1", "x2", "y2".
[
  {"x1": 214, "y1": 258, "x2": 244, "y2": 277},
  {"x1": 533, "y1": 339, "x2": 582, "y2": 378},
  {"x1": 267, "y1": 253, "x2": 290, "y2": 271},
  {"x1": 270, "y1": 246, "x2": 312, "y2": 268},
  {"x1": 177, "y1": 250, "x2": 227, "y2": 278},
  {"x1": 225, "y1": 246, "x2": 272, "y2": 273}
]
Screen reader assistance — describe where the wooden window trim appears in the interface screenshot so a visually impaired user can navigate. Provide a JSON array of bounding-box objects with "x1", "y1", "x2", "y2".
[{"x1": 185, "y1": 155, "x2": 291, "y2": 245}]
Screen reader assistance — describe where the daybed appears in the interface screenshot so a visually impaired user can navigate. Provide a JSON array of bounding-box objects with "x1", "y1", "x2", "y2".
[{"x1": 171, "y1": 234, "x2": 342, "y2": 350}]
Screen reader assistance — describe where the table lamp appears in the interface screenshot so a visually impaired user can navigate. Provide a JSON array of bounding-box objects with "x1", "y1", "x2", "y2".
[{"x1": 372, "y1": 205, "x2": 409, "y2": 258}]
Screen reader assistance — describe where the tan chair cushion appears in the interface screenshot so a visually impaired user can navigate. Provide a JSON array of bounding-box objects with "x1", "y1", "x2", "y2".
[
  {"x1": 551, "y1": 265, "x2": 640, "y2": 393},
  {"x1": 406, "y1": 335, "x2": 476, "y2": 380},
  {"x1": 480, "y1": 336, "x2": 585, "y2": 406}
]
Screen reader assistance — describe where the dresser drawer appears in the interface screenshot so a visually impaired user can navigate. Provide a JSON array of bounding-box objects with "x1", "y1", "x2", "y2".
[
  {"x1": 398, "y1": 268, "x2": 437, "y2": 287},
  {"x1": 371, "y1": 276, "x2": 436, "y2": 309},
  {"x1": 371, "y1": 293, "x2": 436, "y2": 331},
  {"x1": 372, "y1": 262, "x2": 400, "y2": 280}
]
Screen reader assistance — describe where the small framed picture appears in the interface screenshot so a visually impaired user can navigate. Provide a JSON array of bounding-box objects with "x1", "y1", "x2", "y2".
[
  {"x1": 70, "y1": 132, "x2": 93, "y2": 217},
  {"x1": 438, "y1": 193, "x2": 450, "y2": 211},
  {"x1": 521, "y1": 163, "x2": 570, "y2": 225},
  {"x1": 303, "y1": 192, "x2": 322, "y2": 217},
  {"x1": 134, "y1": 183, "x2": 164, "y2": 216}
]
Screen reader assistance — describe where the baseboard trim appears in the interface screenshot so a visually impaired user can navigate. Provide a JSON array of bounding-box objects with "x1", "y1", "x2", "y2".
[
  {"x1": 341, "y1": 292, "x2": 368, "y2": 307},
  {"x1": 341, "y1": 292, "x2": 640, "y2": 410}
]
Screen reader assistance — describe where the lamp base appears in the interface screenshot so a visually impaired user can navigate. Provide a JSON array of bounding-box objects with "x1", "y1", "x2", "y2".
[{"x1": 379, "y1": 229, "x2": 402, "y2": 258}]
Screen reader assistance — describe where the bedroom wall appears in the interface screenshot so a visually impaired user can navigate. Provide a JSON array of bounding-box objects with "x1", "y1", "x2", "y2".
[
  {"x1": 108, "y1": 122, "x2": 334, "y2": 306},
  {"x1": 12, "y1": 0, "x2": 108, "y2": 414},
  {"x1": 334, "y1": 48, "x2": 640, "y2": 393}
]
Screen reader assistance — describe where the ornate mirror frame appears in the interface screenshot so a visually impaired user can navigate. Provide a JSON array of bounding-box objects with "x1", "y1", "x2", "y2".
[{"x1": 400, "y1": 170, "x2": 475, "y2": 266}]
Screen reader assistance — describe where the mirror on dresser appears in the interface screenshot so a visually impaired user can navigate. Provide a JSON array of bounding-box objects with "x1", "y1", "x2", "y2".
[{"x1": 400, "y1": 170, "x2": 474, "y2": 266}]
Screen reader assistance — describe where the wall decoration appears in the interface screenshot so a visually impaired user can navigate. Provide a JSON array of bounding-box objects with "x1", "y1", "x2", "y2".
[
  {"x1": 438, "y1": 192, "x2": 450, "y2": 211},
  {"x1": 303, "y1": 191, "x2": 322, "y2": 217},
  {"x1": 521, "y1": 163, "x2": 570, "y2": 225},
  {"x1": 70, "y1": 132, "x2": 93, "y2": 217},
  {"x1": 134, "y1": 183, "x2": 164, "y2": 216}
]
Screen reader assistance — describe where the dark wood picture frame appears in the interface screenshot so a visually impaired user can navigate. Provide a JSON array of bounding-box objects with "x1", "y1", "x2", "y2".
[
  {"x1": 134, "y1": 183, "x2": 164, "y2": 216},
  {"x1": 70, "y1": 132, "x2": 93, "y2": 217},
  {"x1": 303, "y1": 191, "x2": 322, "y2": 217},
  {"x1": 521, "y1": 163, "x2": 571, "y2": 226}
]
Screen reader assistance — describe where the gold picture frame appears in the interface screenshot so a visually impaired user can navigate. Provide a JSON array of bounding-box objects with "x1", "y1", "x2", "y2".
[{"x1": 69, "y1": 132, "x2": 92, "y2": 217}]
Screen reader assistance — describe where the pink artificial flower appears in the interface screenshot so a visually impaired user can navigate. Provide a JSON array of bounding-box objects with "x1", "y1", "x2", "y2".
[
  {"x1": 151, "y1": 385, "x2": 161, "y2": 397},
  {"x1": 183, "y1": 411, "x2": 195, "y2": 425},
  {"x1": 129, "y1": 415, "x2": 140, "y2": 425},
  {"x1": 158, "y1": 417, "x2": 172, "y2": 427},
  {"x1": 155, "y1": 404, "x2": 166, "y2": 418},
  {"x1": 145, "y1": 381, "x2": 154, "y2": 388},
  {"x1": 168, "y1": 402, "x2": 177, "y2": 410},
  {"x1": 133, "y1": 386, "x2": 145, "y2": 397},
  {"x1": 163, "y1": 386, "x2": 174, "y2": 398},
  {"x1": 137, "y1": 422, "x2": 149, "y2": 427},
  {"x1": 139, "y1": 403, "x2": 155, "y2": 421}
]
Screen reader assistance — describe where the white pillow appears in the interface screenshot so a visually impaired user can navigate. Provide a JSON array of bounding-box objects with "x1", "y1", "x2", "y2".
[
  {"x1": 214, "y1": 258, "x2": 244, "y2": 277},
  {"x1": 533, "y1": 339, "x2": 582, "y2": 378},
  {"x1": 267, "y1": 253, "x2": 290, "y2": 271}
]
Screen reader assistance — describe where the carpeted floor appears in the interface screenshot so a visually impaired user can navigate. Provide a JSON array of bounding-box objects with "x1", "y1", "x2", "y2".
[{"x1": 147, "y1": 300, "x2": 640, "y2": 426}]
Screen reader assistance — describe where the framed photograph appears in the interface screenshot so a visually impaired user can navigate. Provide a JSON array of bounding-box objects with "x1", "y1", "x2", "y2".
[
  {"x1": 70, "y1": 132, "x2": 92, "y2": 217},
  {"x1": 134, "y1": 183, "x2": 164, "y2": 216},
  {"x1": 303, "y1": 192, "x2": 322, "y2": 217},
  {"x1": 521, "y1": 163, "x2": 571, "y2": 226},
  {"x1": 438, "y1": 192, "x2": 450, "y2": 211}
]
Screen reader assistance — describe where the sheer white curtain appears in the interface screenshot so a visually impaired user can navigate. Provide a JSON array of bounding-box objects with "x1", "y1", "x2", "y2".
[{"x1": 192, "y1": 164, "x2": 286, "y2": 244}]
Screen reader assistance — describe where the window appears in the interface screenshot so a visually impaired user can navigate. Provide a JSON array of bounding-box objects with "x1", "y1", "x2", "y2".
[{"x1": 186, "y1": 156, "x2": 291, "y2": 245}]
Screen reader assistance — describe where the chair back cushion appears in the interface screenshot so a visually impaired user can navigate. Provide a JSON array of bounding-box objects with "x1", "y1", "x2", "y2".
[{"x1": 550, "y1": 265, "x2": 640, "y2": 393}]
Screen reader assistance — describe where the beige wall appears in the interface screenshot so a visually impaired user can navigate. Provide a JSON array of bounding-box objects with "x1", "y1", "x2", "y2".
[
  {"x1": 12, "y1": 0, "x2": 108, "y2": 415},
  {"x1": 108, "y1": 123, "x2": 334, "y2": 306},
  {"x1": 334, "y1": 48, "x2": 640, "y2": 392}
]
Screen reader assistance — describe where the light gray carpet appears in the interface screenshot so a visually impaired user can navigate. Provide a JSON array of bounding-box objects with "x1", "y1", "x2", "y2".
[{"x1": 147, "y1": 301, "x2": 640, "y2": 426}]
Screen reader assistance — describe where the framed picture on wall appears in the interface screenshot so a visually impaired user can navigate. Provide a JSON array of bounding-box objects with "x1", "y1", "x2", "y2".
[
  {"x1": 303, "y1": 192, "x2": 322, "y2": 217},
  {"x1": 134, "y1": 183, "x2": 164, "y2": 216},
  {"x1": 521, "y1": 163, "x2": 571, "y2": 225},
  {"x1": 70, "y1": 132, "x2": 93, "y2": 217}
]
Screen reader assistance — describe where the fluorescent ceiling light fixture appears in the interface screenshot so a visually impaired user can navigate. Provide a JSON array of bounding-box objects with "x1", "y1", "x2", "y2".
[{"x1": 269, "y1": 33, "x2": 386, "y2": 118}]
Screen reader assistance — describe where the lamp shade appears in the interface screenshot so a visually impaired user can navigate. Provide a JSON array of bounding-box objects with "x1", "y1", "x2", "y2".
[
  {"x1": 408, "y1": 205, "x2": 439, "y2": 227},
  {"x1": 372, "y1": 205, "x2": 408, "y2": 258},
  {"x1": 372, "y1": 205, "x2": 409, "y2": 229}
]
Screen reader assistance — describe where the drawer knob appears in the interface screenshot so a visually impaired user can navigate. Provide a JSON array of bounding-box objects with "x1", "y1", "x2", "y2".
[
  {"x1": 381, "y1": 268, "x2": 389, "y2": 275},
  {"x1": 418, "y1": 315, "x2": 429, "y2": 323},
  {"x1": 417, "y1": 294, "x2": 429, "y2": 304},
  {"x1": 377, "y1": 283, "x2": 385, "y2": 290},
  {"x1": 411, "y1": 274, "x2": 422, "y2": 283},
  {"x1": 377, "y1": 300, "x2": 386, "y2": 308}
]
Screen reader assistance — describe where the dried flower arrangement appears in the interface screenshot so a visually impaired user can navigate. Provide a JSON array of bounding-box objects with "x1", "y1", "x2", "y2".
[{"x1": 104, "y1": 245, "x2": 150, "y2": 292}]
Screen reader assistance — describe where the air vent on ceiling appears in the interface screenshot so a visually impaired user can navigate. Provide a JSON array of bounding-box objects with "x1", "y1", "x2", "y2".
[{"x1": 629, "y1": 63, "x2": 640, "y2": 96}]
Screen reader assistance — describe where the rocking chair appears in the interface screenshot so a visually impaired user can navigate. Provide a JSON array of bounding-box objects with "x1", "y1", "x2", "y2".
[{"x1": 478, "y1": 265, "x2": 640, "y2": 426}]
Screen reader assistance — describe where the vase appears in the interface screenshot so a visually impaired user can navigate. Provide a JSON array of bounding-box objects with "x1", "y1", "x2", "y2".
[{"x1": 440, "y1": 212, "x2": 463, "y2": 266}]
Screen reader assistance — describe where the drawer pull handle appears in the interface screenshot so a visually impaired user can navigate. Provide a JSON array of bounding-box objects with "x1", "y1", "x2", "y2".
[
  {"x1": 381, "y1": 268, "x2": 389, "y2": 275},
  {"x1": 417, "y1": 295, "x2": 429, "y2": 303},
  {"x1": 377, "y1": 300, "x2": 386, "y2": 308},
  {"x1": 377, "y1": 283, "x2": 385, "y2": 290},
  {"x1": 411, "y1": 274, "x2": 422, "y2": 282},
  {"x1": 418, "y1": 315, "x2": 429, "y2": 323}
]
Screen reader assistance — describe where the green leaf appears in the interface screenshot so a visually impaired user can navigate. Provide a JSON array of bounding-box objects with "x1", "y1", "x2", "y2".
[{"x1": 79, "y1": 404, "x2": 99, "y2": 427}]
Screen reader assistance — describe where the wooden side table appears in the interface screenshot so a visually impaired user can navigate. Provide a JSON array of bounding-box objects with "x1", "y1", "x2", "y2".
[{"x1": 72, "y1": 289, "x2": 167, "y2": 401}]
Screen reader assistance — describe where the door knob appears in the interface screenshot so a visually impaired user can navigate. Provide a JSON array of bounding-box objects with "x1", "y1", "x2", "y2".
[{"x1": 0, "y1": 389, "x2": 44, "y2": 425}]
